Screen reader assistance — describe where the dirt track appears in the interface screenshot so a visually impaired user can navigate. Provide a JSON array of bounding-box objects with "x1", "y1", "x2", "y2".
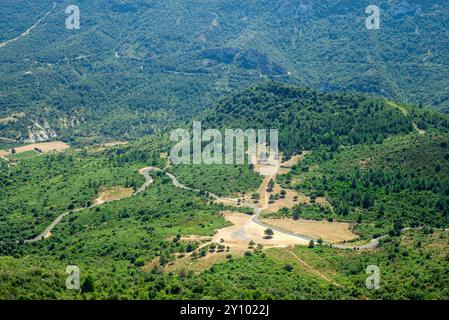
[
  {"x1": 0, "y1": 141, "x2": 70, "y2": 156},
  {"x1": 23, "y1": 161, "x2": 401, "y2": 251}
]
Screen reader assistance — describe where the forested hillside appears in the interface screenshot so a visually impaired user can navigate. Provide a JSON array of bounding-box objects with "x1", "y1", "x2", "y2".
[
  {"x1": 1, "y1": 0, "x2": 449, "y2": 302},
  {"x1": 201, "y1": 81, "x2": 449, "y2": 235},
  {"x1": 0, "y1": 139, "x2": 163, "y2": 242},
  {"x1": 275, "y1": 134, "x2": 449, "y2": 237},
  {"x1": 202, "y1": 82, "x2": 416, "y2": 156},
  {"x1": 1, "y1": 0, "x2": 449, "y2": 145},
  {"x1": 1, "y1": 81, "x2": 449, "y2": 300}
]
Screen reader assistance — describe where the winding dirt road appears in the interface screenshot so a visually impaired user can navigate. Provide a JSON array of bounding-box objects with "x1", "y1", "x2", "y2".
[
  {"x1": 20, "y1": 165, "x2": 363, "y2": 248},
  {"x1": 25, "y1": 167, "x2": 157, "y2": 243},
  {"x1": 24, "y1": 166, "x2": 236, "y2": 243}
]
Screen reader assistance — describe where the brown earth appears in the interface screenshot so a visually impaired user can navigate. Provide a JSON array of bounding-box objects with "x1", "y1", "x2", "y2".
[
  {"x1": 315, "y1": 196, "x2": 332, "y2": 207},
  {"x1": 5, "y1": 141, "x2": 69, "y2": 155},
  {"x1": 261, "y1": 218, "x2": 358, "y2": 243},
  {"x1": 212, "y1": 211, "x2": 308, "y2": 247},
  {"x1": 89, "y1": 141, "x2": 128, "y2": 152},
  {"x1": 180, "y1": 235, "x2": 212, "y2": 242},
  {"x1": 0, "y1": 116, "x2": 17, "y2": 124},
  {"x1": 264, "y1": 183, "x2": 310, "y2": 213}
]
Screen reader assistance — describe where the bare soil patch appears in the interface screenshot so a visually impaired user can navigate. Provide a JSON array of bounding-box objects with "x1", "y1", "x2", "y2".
[
  {"x1": 0, "y1": 116, "x2": 17, "y2": 124},
  {"x1": 163, "y1": 211, "x2": 309, "y2": 273},
  {"x1": 316, "y1": 196, "x2": 331, "y2": 207},
  {"x1": 143, "y1": 257, "x2": 160, "y2": 272},
  {"x1": 9, "y1": 141, "x2": 70, "y2": 154},
  {"x1": 0, "y1": 112, "x2": 25, "y2": 124},
  {"x1": 89, "y1": 141, "x2": 128, "y2": 152},
  {"x1": 180, "y1": 235, "x2": 212, "y2": 242},
  {"x1": 282, "y1": 152, "x2": 310, "y2": 167},
  {"x1": 264, "y1": 184, "x2": 310, "y2": 213},
  {"x1": 94, "y1": 186, "x2": 134, "y2": 205},
  {"x1": 0, "y1": 137, "x2": 17, "y2": 143},
  {"x1": 261, "y1": 218, "x2": 358, "y2": 243},
  {"x1": 168, "y1": 251, "x2": 232, "y2": 273},
  {"x1": 212, "y1": 211, "x2": 308, "y2": 248},
  {"x1": 11, "y1": 112, "x2": 26, "y2": 118},
  {"x1": 102, "y1": 141, "x2": 127, "y2": 147}
]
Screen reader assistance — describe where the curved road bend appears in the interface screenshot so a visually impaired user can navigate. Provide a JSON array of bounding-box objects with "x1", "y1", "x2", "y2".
[{"x1": 25, "y1": 167, "x2": 157, "y2": 243}]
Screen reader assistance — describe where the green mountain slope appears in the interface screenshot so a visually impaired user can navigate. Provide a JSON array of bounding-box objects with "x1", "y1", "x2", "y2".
[
  {"x1": 275, "y1": 133, "x2": 449, "y2": 237},
  {"x1": 1, "y1": 0, "x2": 448, "y2": 144},
  {"x1": 198, "y1": 81, "x2": 449, "y2": 235},
  {"x1": 202, "y1": 82, "x2": 417, "y2": 156},
  {"x1": 0, "y1": 82, "x2": 448, "y2": 300}
]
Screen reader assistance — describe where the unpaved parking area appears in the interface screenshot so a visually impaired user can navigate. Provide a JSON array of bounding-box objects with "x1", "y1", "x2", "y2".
[
  {"x1": 163, "y1": 211, "x2": 309, "y2": 273},
  {"x1": 261, "y1": 218, "x2": 358, "y2": 243}
]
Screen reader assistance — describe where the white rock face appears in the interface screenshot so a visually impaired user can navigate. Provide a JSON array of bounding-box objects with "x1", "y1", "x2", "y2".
[{"x1": 25, "y1": 120, "x2": 57, "y2": 143}]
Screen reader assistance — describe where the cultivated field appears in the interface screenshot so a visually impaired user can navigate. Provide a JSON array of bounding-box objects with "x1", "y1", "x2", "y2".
[
  {"x1": 261, "y1": 218, "x2": 358, "y2": 243},
  {"x1": 2, "y1": 141, "x2": 70, "y2": 155}
]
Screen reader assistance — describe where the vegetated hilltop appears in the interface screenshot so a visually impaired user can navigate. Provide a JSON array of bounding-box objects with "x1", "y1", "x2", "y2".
[
  {"x1": 1, "y1": 0, "x2": 448, "y2": 145},
  {"x1": 202, "y1": 81, "x2": 416, "y2": 156},
  {"x1": 201, "y1": 81, "x2": 449, "y2": 236}
]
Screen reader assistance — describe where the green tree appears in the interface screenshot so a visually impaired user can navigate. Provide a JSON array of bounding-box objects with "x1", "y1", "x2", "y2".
[
  {"x1": 264, "y1": 229, "x2": 274, "y2": 239},
  {"x1": 293, "y1": 206, "x2": 301, "y2": 220},
  {"x1": 280, "y1": 189, "x2": 286, "y2": 199},
  {"x1": 81, "y1": 275, "x2": 95, "y2": 294}
]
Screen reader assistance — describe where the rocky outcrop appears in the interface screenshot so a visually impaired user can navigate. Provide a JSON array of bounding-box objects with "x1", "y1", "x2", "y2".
[
  {"x1": 201, "y1": 47, "x2": 286, "y2": 76},
  {"x1": 25, "y1": 119, "x2": 57, "y2": 143},
  {"x1": 60, "y1": 112, "x2": 82, "y2": 129}
]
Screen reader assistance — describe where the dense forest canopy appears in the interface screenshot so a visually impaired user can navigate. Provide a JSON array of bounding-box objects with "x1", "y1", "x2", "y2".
[{"x1": 202, "y1": 82, "x2": 416, "y2": 156}]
